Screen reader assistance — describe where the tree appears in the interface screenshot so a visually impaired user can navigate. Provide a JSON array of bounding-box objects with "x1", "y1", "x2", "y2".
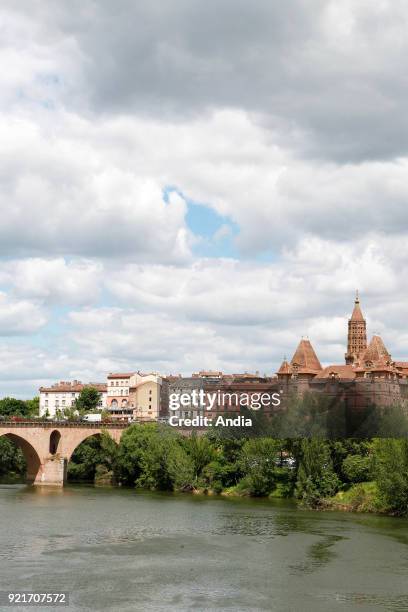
[
  {"x1": 67, "y1": 432, "x2": 118, "y2": 483},
  {"x1": 0, "y1": 397, "x2": 31, "y2": 418},
  {"x1": 116, "y1": 423, "x2": 180, "y2": 488},
  {"x1": 183, "y1": 434, "x2": 216, "y2": 484},
  {"x1": 166, "y1": 444, "x2": 195, "y2": 491},
  {"x1": 25, "y1": 397, "x2": 40, "y2": 417},
  {"x1": 239, "y1": 438, "x2": 281, "y2": 496},
  {"x1": 372, "y1": 438, "x2": 408, "y2": 515},
  {"x1": 295, "y1": 439, "x2": 340, "y2": 508},
  {"x1": 342, "y1": 454, "x2": 371, "y2": 483},
  {"x1": 74, "y1": 387, "x2": 101, "y2": 415},
  {"x1": 0, "y1": 437, "x2": 26, "y2": 479}
]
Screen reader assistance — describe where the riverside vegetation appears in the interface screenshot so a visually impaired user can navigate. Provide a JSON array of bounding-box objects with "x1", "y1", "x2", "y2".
[{"x1": 2, "y1": 393, "x2": 408, "y2": 516}]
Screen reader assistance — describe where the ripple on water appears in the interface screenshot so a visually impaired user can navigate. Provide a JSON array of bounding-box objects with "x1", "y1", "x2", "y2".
[{"x1": 317, "y1": 592, "x2": 408, "y2": 611}]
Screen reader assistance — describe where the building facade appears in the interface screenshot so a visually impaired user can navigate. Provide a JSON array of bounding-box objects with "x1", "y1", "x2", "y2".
[
  {"x1": 39, "y1": 381, "x2": 107, "y2": 417},
  {"x1": 106, "y1": 372, "x2": 162, "y2": 421}
]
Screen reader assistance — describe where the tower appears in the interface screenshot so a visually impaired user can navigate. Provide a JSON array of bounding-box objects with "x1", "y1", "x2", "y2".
[{"x1": 345, "y1": 291, "x2": 367, "y2": 365}]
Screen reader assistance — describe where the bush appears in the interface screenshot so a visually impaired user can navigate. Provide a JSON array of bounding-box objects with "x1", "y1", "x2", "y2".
[{"x1": 342, "y1": 454, "x2": 371, "y2": 483}]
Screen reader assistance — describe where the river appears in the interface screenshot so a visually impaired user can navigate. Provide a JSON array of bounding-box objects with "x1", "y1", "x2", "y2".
[{"x1": 0, "y1": 484, "x2": 407, "y2": 611}]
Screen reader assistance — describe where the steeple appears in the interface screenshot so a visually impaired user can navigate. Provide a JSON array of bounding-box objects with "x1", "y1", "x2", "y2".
[
  {"x1": 277, "y1": 357, "x2": 291, "y2": 376},
  {"x1": 345, "y1": 291, "x2": 367, "y2": 365},
  {"x1": 290, "y1": 339, "x2": 322, "y2": 372},
  {"x1": 351, "y1": 290, "x2": 364, "y2": 322}
]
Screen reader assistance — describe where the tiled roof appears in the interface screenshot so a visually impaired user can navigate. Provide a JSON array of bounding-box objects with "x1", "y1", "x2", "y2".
[
  {"x1": 107, "y1": 373, "x2": 134, "y2": 379},
  {"x1": 277, "y1": 359, "x2": 291, "y2": 375},
  {"x1": 362, "y1": 335, "x2": 391, "y2": 364},
  {"x1": 290, "y1": 339, "x2": 322, "y2": 372},
  {"x1": 314, "y1": 365, "x2": 356, "y2": 380},
  {"x1": 40, "y1": 382, "x2": 107, "y2": 393},
  {"x1": 192, "y1": 370, "x2": 223, "y2": 377},
  {"x1": 350, "y1": 300, "x2": 365, "y2": 322}
]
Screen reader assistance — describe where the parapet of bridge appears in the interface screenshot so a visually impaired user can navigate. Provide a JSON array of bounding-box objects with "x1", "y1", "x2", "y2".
[{"x1": 0, "y1": 421, "x2": 128, "y2": 486}]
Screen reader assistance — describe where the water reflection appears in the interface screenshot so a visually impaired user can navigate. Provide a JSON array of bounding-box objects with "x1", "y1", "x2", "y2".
[{"x1": 289, "y1": 534, "x2": 344, "y2": 574}]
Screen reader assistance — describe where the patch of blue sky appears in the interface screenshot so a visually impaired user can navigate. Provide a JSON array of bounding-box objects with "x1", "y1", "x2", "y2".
[{"x1": 163, "y1": 186, "x2": 239, "y2": 258}]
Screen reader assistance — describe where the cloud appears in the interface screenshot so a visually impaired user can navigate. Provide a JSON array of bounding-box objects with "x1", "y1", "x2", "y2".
[
  {"x1": 0, "y1": 292, "x2": 46, "y2": 335},
  {"x1": 1, "y1": 1, "x2": 408, "y2": 396},
  {"x1": 1, "y1": 258, "x2": 102, "y2": 305},
  {"x1": 4, "y1": 0, "x2": 408, "y2": 161},
  {"x1": 65, "y1": 238, "x2": 408, "y2": 376},
  {"x1": 3, "y1": 108, "x2": 408, "y2": 260},
  {"x1": 0, "y1": 115, "x2": 192, "y2": 260},
  {"x1": 0, "y1": 233, "x2": 407, "y2": 395}
]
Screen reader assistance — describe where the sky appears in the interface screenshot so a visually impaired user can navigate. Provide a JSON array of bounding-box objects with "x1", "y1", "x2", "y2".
[{"x1": 1, "y1": 0, "x2": 408, "y2": 397}]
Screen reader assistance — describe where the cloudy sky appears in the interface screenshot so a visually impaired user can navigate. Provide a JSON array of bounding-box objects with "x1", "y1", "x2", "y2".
[{"x1": 1, "y1": 0, "x2": 408, "y2": 397}]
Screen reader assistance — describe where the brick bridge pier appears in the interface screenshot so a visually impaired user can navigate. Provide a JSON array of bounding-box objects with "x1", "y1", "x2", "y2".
[{"x1": 0, "y1": 421, "x2": 129, "y2": 486}]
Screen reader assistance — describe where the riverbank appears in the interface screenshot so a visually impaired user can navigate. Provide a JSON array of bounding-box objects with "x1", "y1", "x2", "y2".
[{"x1": 4, "y1": 424, "x2": 408, "y2": 517}]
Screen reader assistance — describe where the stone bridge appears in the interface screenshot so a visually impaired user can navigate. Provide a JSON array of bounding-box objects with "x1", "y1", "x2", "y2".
[{"x1": 0, "y1": 421, "x2": 129, "y2": 486}]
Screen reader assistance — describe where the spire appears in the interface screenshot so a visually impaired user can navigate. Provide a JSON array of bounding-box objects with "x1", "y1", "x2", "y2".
[{"x1": 351, "y1": 290, "x2": 364, "y2": 321}]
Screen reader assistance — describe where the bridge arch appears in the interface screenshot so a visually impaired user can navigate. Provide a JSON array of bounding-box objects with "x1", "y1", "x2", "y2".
[
  {"x1": 49, "y1": 430, "x2": 61, "y2": 455},
  {"x1": 0, "y1": 423, "x2": 126, "y2": 486},
  {"x1": 66, "y1": 430, "x2": 119, "y2": 462},
  {"x1": 1, "y1": 433, "x2": 41, "y2": 484}
]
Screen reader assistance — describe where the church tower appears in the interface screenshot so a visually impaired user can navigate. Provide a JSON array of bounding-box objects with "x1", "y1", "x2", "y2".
[{"x1": 345, "y1": 291, "x2": 367, "y2": 365}]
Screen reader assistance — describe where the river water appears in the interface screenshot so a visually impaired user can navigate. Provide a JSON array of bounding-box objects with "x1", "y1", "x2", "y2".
[{"x1": 0, "y1": 485, "x2": 407, "y2": 612}]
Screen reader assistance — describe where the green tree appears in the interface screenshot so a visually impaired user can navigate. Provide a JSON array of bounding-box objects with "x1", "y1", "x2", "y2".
[
  {"x1": 183, "y1": 434, "x2": 216, "y2": 485},
  {"x1": 74, "y1": 387, "x2": 101, "y2": 415},
  {"x1": 239, "y1": 438, "x2": 281, "y2": 496},
  {"x1": 295, "y1": 439, "x2": 340, "y2": 508},
  {"x1": 342, "y1": 454, "x2": 371, "y2": 483},
  {"x1": 116, "y1": 423, "x2": 179, "y2": 488},
  {"x1": 25, "y1": 397, "x2": 40, "y2": 417},
  {"x1": 68, "y1": 432, "x2": 118, "y2": 483},
  {"x1": 0, "y1": 437, "x2": 26, "y2": 479},
  {"x1": 372, "y1": 438, "x2": 408, "y2": 515},
  {"x1": 0, "y1": 397, "x2": 32, "y2": 418},
  {"x1": 329, "y1": 440, "x2": 372, "y2": 483},
  {"x1": 166, "y1": 444, "x2": 195, "y2": 491}
]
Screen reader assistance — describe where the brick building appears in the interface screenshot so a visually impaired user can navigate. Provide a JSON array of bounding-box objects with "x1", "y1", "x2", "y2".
[{"x1": 277, "y1": 293, "x2": 408, "y2": 410}]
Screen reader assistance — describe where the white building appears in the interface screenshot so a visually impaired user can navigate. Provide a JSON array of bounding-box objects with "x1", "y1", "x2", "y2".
[{"x1": 39, "y1": 381, "x2": 107, "y2": 418}]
